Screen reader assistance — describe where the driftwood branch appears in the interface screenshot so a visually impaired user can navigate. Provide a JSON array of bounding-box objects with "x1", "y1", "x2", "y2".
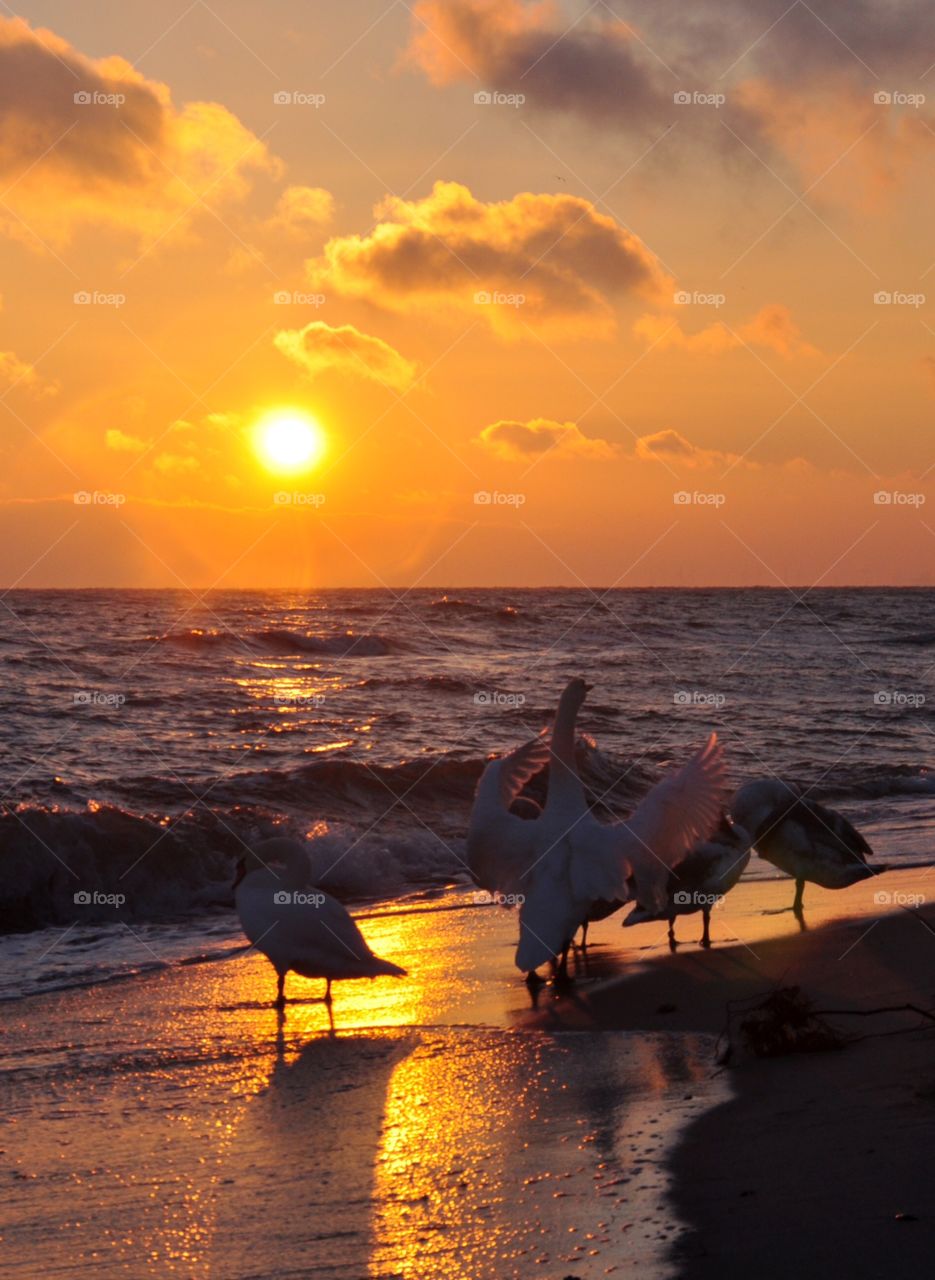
[{"x1": 717, "y1": 987, "x2": 935, "y2": 1063}]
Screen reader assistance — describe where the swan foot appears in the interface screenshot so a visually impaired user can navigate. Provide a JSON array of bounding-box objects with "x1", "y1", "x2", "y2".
[{"x1": 700, "y1": 909, "x2": 712, "y2": 949}]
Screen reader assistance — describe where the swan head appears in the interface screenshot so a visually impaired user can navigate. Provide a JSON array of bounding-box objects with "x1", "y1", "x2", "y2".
[{"x1": 559, "y1": 677, "x2": 592, "y2": 712}]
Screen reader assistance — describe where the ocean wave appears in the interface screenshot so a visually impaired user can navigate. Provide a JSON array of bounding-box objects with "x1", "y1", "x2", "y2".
[
  {"x1": 0, "y1": 740, "x2": 658, "y2": 936},
  {"x1": 358, "y1": 674, "x2": 473, "y2": 694},
  {"x1": 0, "y1": 802, "x2": 466, "y2": 937},
  {"x1": 152, "y1": 627, "x2": 406, "y2": 657},
  {"x1": 813, "y1": 762, "x2": 935, "y2": 801},
  {"x1": 429, "y1": 596, "x2": 521, "y2": 622},
  {"x1": 885, "y1": 630, "x2": 935, "y2": 647},
  {"x1": 253, "y1": 628, "x2": 402, "y2": 657}
]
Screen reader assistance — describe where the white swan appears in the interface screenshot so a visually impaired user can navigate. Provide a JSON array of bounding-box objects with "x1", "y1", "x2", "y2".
[
  {"x1": 234, "y1": 836, "x2": 406, "y2": 1008},
  {"x1": 623, "y1": 814, "x2": 752, "y2": 949},
  {"x1": 467, "y1": 732, "x2": 550, "y2": 899},
  {"x1": 468, "y1": 679, "x2": 726, "y2": 978},
  {"x1": 730, "y1": 780, "x2": 878, "y2": 920}
]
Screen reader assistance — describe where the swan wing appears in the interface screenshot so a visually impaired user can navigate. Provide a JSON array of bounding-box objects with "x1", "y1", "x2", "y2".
[
  {"x1": 467, "y1": 737, "x2": 549, "y2": 895},
  {"x1": 792, "y1": 798, "x2": 874, "y2": 862},
  {"x1": 616, "y1": 733, "x2": 726, "y2": 912},
  {"x1": 494, "y1": 733, "x2": 550, "y2": 807}
]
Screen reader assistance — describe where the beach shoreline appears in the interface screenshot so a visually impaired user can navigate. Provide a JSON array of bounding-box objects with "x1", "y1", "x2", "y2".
[
  {"x1": 1, "y1": 871, "x2": 933, "y2": 1278},
  {"x1": 523, "y1": 872, "x2": 935, "y2": 1279}
]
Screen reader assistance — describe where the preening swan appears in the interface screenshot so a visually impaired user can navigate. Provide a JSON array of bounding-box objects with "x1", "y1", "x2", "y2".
[
  {"x1": 623, "y1": 814, "x2": 752, "y2": 949},
  {"x1": 730, "y1": 780, "x2": 878, "y2": 921},
  {"x1": 468, "y1": 679, "x2": 727, "y2": 979},
  {"x1": 234, "y1": 836, "x2": 406, "y2": 1009}
]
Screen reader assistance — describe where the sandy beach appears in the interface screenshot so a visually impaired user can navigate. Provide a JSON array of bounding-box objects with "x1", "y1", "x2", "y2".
[
  {"x1": 532, "y1": 870, "x2": 935, "y2": 1278},
  {"x1": 1, "y1": 868, "x2": 932, "y2": 1279}
]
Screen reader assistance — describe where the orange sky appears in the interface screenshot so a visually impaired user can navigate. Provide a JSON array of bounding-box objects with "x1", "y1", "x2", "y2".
[{"x1": 0, "y1": 1, "x2": 933, "y2": 587}]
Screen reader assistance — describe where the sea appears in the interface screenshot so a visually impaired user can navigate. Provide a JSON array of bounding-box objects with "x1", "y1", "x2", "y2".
[{"x1": 0, "y1": 586, "x2": 932, "y2": 999}]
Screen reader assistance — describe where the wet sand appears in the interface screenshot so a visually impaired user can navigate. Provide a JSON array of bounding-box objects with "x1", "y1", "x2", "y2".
[
  {"x1": 530, "y1": 870, "x2": 935, "y2": 1279},
  {"x1": 0, "y1": 869, "x2": 932, "y2": 1278}
]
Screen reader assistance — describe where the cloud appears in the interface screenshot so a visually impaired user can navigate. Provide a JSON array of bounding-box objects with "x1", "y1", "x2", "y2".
[
  {"x1": 405, "y1": 2, "x2": 935, "y2": 200},
  {"x1": 274, "y1": 321, "x2": 418, "y2": 391},
  {"x1": 105, "y1": 429, "x2": 146, "y2": 453},
  {"x1": 635, "y1": 428, "x2": 747, "y2": 470},
  {"x1": 477, "y1": 417, "x2": 616, "y2": 460},
  {"x1": 266, "y1": 186, "x2": 335, "y2": 234},
  {"x1": 739, "y1": 304, "x2": 820, "y2": 358},
  {"x1": 406, "y1": 0, "x2": 670, "y2": 125},
  {"x1": 634, "y1": 304, "x2": 819, "y2": 358},
  {"x1": 153, "y1": 453, "x2": 200, "y2": 475},
  {"x1": 0, "y1": 349, "x2": 38, "y2": 390},
  {"x1": 309, "y1": 180, "x2": 671, "y2": 339},
  {"x1": 0, "y1": 16, "x2": 277, "y2": 244}
]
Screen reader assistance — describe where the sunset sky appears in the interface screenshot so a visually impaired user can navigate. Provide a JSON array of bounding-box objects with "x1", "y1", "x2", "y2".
[{"x1": 1, "y1": 0, "x2": 933, "y2": 587}]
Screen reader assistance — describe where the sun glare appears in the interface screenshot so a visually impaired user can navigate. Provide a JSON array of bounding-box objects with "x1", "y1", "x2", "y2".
[{"x1": 255, "y1": 410, "x2": 327, "y2": 472}]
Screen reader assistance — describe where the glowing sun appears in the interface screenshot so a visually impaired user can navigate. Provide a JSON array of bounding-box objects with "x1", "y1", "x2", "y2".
[{"x1": 254, "y1": 410, "x2": 327, "y2": 472}]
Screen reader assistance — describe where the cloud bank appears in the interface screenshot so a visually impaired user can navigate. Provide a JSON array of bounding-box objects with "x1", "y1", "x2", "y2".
[{"x1": 309, "y1": 180, "x2": 671, "y2": 339}]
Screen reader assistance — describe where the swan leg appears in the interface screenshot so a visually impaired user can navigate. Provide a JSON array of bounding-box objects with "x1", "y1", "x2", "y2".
[
  {"x1": 324, "y1": 978, "x2": 333, "y2": 1003},
  {"x1": 526, "y1": 969, "x2": 545, "y2": 988},
  {"x1": 275, "y1": 972, "x2": 286, "y2": 1010},
  {"x1": 700, "y1": 907, "x2": 711, "y2": 949},
  {"x1": 667, "y1": 917, "x2": 678, "y2": 952},
  {"x1": 579, "y1": 921, "x2": 589, "y2": 951},
  {"x1": 793, "y1": 880, "x2": 807, "y2": 932},
  {"x1": 551, "y1": 945, "x2": 571, "y2": 983},
  {"x1": 793, "y1": 879, "x2": 805, "y2": 918}
]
